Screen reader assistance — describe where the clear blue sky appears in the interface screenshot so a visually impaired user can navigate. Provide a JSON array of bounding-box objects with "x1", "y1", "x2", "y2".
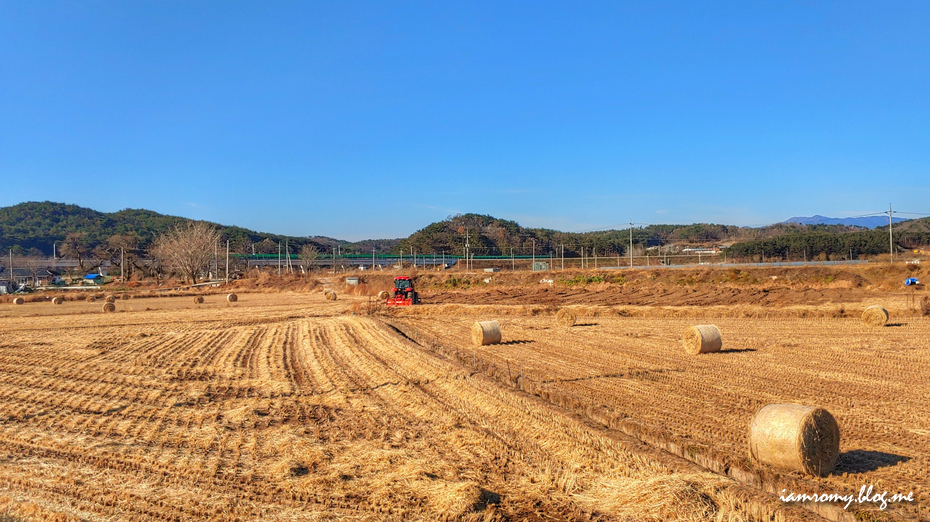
[{"x1": 2, "y1": 2, "x2": 928, "y2": 240}]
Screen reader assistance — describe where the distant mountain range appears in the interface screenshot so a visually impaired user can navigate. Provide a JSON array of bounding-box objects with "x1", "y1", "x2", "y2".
[{"x1": 781, "y1": 215, "x2": 907, "y2": 229}]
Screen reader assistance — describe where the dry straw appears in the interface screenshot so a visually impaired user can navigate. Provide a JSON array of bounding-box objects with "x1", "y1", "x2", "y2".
[
  {"x1": 325, "y1": 291, "x2": 337, "y2": 301},
  {"x1": 682, "y1": 325, "x2": 722, "y2": 355},
  {"x1": 749, "y1": 403, "x2": 840, "y2": 477},
  {"x1": 861, "y1": 305, "x2": 888, "y2": 326},
  {"x1": 193, "y1": 296, "x2": 204, "y2": 304},
  {"x1": 86, "y1": 296, "x2": 96, "y2": 302},
  {"x1": 226, "y1": 293, "x2": 238, "y2": 303},
  {"x1": 12, "y1": 297, "x2": 24, "y2": 305},
  {"x1": 472, "y1": 320, "x2": 502, "y2": 346},
  {"x1": 52, "y1": 297, "x2": 63, "y2": 305},
  {"x1": 556, "y1": 308, "x2": 577, "y2": 327},
  {"x1": 102, "y1": 302, "x2": 116, "y2": 313},
  {"x1": 105, "y1": 295, "x2": 116, "y2": 303}
]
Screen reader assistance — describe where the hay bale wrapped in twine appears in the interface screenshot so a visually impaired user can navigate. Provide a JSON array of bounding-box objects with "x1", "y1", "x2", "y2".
[
  {"x1": 682, "y1": 325, "x2": 722, "y2": 355},
  {"x1": 377, "y1": 290, "x2": 389, "y2": 300},
  {"x1": 749, "y1": 404, "x2": 840, "y2": 477},
  {"x1": 102, "y1": 302, "x2": 116, "y2": 313},
  {"x1": 226, "y1": 293, "x2": 238, "y2": 303},
  {"x1": 556, "y1": 308, "x2": 577, "y2": 327},
  {"x1": 861, "y1": 305, "x2": 888, "y2": 327},
  {"x1": 12, "y1": 297, "x2": 24, "y2": 305},
  {"x1": 86, "y1": 295, "x2": 96, "y2": 302},
  {"x1": 52, "y1": 297, "x2": 63, "y2": 305},
  {"x1": 472, "y1": 320, "x2": 502, "y2": 346},
  {"x1": 105, "y1": 295, "x2": 116, "y2": 303},
  {"x1": 193, "y1": 296, "x2": 204, "y2": 304},
  {"x1": 325, "y1": 291, "x2": 337, "y2": 301}
]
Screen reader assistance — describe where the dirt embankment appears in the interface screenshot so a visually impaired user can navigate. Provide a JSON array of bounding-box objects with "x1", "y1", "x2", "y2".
[{"x1": 353, "y1": 263, "x2": 927, "y2": 308}]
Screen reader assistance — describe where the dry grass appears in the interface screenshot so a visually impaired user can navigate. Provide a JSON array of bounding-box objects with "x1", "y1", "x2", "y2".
[{"x1": 0, "y1": 293, "x2": 804, "y2": 521}]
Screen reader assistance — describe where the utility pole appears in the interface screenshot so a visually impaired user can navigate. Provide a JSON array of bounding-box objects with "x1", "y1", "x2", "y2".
[
  {"x1": 53, "y1": 242, "x2": 57, "y2": 260},
  {"x1": 629, "y1": 221, "x2": 633, "y2": 268},
  {"x1": 121, "y1": 247, "x2": 124, "y2": 282},
  {"x1": 215, "y1": 241, "x2": 219, "y2": 279},
  {"x1": 226, "y1": 240, "x2": 230, "y2": 284},
  {"x1": 278, "y1": 243, "x2": 282, "y2": 275},
  {"x1": 373, "y1": 248, "x2": 375, "y2": 270},
  {"x1": 511, "y1": 247, "x2": 514, "y2": 271},
  {"x1": 888, "y1": 203, "x2": 895, "y2": 262},
  {"x1": 532, "y1": 239, "x2": 535, "y2": 271},
  {"x1": 561, "y1": 243, "x2": 564, "y2": 270},
  {"x1": 465, "y1": 228, "x2": 470, "y2": 272}
]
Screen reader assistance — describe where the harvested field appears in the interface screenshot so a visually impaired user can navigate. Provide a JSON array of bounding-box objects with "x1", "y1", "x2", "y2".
[
  {"x1": 389, "y1": 306, "x2": 930, "y2": 520},
  {"x1": 0, "y1": 293, "x2": 810, "y2": 521}
]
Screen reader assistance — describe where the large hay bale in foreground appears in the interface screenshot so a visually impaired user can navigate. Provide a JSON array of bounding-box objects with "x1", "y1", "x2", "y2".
[
  {"x1": 556, "y1": 308, "x2": 576, "y2": 327},
  {"x1": 102, "y1": 302, "x2": 116, "y2": 313},
  {"x1": 104, "y1": 295, "x2": 116, "y2": 303},
  {"x1": 325, "y1": 291, "x2": 337, "y2": 301},
  {"x1": 52, "y1": 297, "x2": 63, "y2": 305},
  {"x1": 193, "y1": 296, "x2": 204, "y2": 304},
  {"x1": 472, "y1": 320, "x2": 502, "y2": 346},
  {"x1": 12, "y1": 297, "x2": 24, "y2": 305},
  {"x1": 226, "y1": 293, "x2": 238, "y2": 303},
  {"x1": 682, "y1": 325, "x2": 722, "y2": 355},
  {"x1": 749, "y1": 404, "x2": 840, "y2": 477},
  {"x1": 861, "y1": 305, "x2": 888, "y2": 326}
]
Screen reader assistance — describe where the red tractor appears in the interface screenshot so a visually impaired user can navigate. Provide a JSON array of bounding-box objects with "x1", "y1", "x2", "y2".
[{"x1": 385, "y1": 276, "x2": 419, "y2": 306}]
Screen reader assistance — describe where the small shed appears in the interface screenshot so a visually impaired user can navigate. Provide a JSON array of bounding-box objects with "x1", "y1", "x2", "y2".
[{"x1": 83, "y1": 274, "x2": 104, "y2": 285}]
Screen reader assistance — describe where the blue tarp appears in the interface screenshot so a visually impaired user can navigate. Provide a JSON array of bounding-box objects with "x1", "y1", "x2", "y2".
[
  {"x1": 904, "y1": 277, "x2": 919, "y2": 286},
  {"x1": 84, "y1": 274, "x2": 102, "y2": 279}
]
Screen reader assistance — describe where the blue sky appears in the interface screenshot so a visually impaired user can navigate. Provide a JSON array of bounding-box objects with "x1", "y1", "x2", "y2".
[{"x1": 1, "y1": 2, "x2": 928, "y2": 240}]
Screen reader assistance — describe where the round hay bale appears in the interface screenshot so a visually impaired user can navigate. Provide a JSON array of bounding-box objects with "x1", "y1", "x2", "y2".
[
  {"x1": 556, "y1": 308, "x2": 577, "y2": 327},
  {"x1": 104, "y1": 295, "x2": 116, "y2": 303},
  {"x1": 472, "y1": 320, "x2": 502, "y2": 346},
  {"x1": 226, "y1": 293, "x2": 238, "y2": 303},
  {"x1": 325, "y1": 291, "x2": 337, "y2": 301},
  {"x1": 861, "y1": 305, "x2": 888, "y2": 327},
  {"x1": 102, "y1": 302, "x2": 116, "y2": 313},
  {"x1": 193, "y1": 296, "x2": 204, "y2": 304},
  {"x1": 120, "y1": 293, "x2": 130, "y2": 300},
  {"x1": 52, "y1": 297, "x2": 63, "y2": 305},
  {"x1": 682, "y1": 325, "x2": 722, "y2": 355},
  {"x1": 749, "y1": 404, "x2": 840, "y2": 477},
  {"x1": 377, "y1": 290, "x2": 389, "y2": 300},
  {"x1": 12, "y1": 297, "x2": 24, "y2": 305},
  {"x1": 86, "y1": 295, "x2": 96, "y2": 302}
]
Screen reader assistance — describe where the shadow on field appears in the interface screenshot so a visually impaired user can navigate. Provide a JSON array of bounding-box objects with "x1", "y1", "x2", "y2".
[
  {"x1": 834, "y1": 450, "x2": 910, "y2": 473},
  {"x1": 884, "y1": 323, "x2": 907, "y2": 327},
  {"x1": 720, "y1": 348, "x2": 757, "y2": 354},
  {"x1": 500, "y1": 340, "x2": 533, "y2": 345},
  {"x1": 572, "y1": 323, "x2": 599, "y2": 327}
]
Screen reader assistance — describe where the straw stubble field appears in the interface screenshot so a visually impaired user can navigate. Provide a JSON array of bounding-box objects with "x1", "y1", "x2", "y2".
[
  {"x1": 389, "y1": 304, "x2": 930, "y2": 520},
  {"x1": 0, "y1": 292, "x2": 925, "y2": 521},
  {"x1": 0, "y1": 294, "x2": 811, "y2": 521}
]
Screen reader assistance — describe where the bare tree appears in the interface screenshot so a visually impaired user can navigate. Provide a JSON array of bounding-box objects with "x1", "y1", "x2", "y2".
[
  {"x1": 150, "y1": 222, "x2": 220, "y2": 284},
  {"x1": 21, "y1": 257, "x2": 51, "y2": 287},
  {"x1": 299, "y1": 244, "x2": 320, "y2": 274},
  {"x1": 60, "y1": 233, "x2": 94, "y2": 272}
]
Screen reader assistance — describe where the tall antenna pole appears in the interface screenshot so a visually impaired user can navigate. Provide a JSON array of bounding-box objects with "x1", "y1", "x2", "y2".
[
  {"x1": 889, "y1": 203, "x2": 894, "y2": 263},
  {"x1": 629, "y1": 221, "x2": 633, "y2": 268}
]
